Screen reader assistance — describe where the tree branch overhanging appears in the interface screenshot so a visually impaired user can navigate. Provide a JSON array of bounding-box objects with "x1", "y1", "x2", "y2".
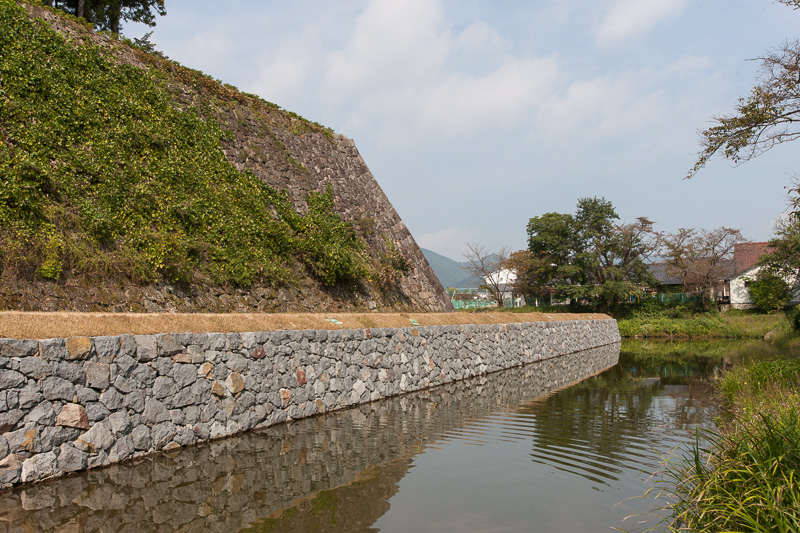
[{"x1": 688, "y1": 40, "x2": 800, "y2": 178}]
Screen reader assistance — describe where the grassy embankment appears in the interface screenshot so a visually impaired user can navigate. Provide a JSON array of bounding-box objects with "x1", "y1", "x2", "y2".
[
  {"x1": 492, "y1": 302, "x2": 796, "y2": 339},
  {"x1": 0, "y1": 310, "x2": 607, "y2": 340},
  {"x1": 661, "y1": 351, "x2": 800, "y2": 531},
  {"x1": 0, "y1": 1, "x2": 367, "y2": 292}
]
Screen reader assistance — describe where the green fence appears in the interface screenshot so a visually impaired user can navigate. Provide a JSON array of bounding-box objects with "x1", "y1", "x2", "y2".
[
  {"x1": 650, "y1": 292, "x2": 704, "y2": 304},
  {"x1": 451, "y1": 299, "x2": 497, "y2": 310}
]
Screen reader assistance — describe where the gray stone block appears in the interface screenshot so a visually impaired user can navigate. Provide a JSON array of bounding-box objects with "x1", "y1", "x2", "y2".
[
  {"x1": 75, "y1": 421, "x2": 114, "y2": 453},
  {"x1": 24, "y1": 401, "x2": 55, "y2": 427},
  {"x1": 85, "y1": 362, "x2": 111, "y2": 389},
  {"x1": 17, "y1": 385, "x2": 43, "y2": 410},
  {"x1": 130, "y1": 425, "x2": 151, "y2": 451},
  {"x1": 21, "y1": 451, "x2": 57, "y2": 483},
  {"x1": 85, "y1": 402, "x2": 110, "y2": 423},
  {"x1": 18, "y1": 357, "x2": 53, "y2": 380},
  {"x1": 151, "y1": 421, "x2": 177, "y2": 449},
  {"x1": 107, "y1": 411, "x2": 132, "y2": 437},
  {"x1": 171, "y1": 364, "x2": 197, "y2": 388},
  {"x1": 141, "y1": 398, "x2": 170, "y2": 426},
  {"x1": 58, "y1": 443, "x2": 87, "y2": 473},
  {"x1": 54, "y1": 361, "x2": 86, "y2": 384},
  {"x1": 92, "y1": 336, "x2": 120, "y2": 361},
  {"x1": 0, "y1": 339, "x2": 38, "y2": 358},
  {"x1": 152, "y1": 376, "x2": 177, "y2": 399},
  {"x1": 38, "y1": 426, "x2": 77, "y2": 452},
  {"x1": 41, "y1": 377, "x2": 75, "y2": 402},
  {"x1": 108, "y1": 436, "x2": 134, "y2": 463},
  {"x1": 99, "y1": 388, "x2": 123, "y2": 410},
  {"x1": 134, "y1": 335, "x2": 157, "y2": 362},
  {"x1": 0, "y1": 370, "x2": 26, "y2": 390},
  {"x1": 123, "y1": 390, "x2": 145, "y2": 413},
  {"x1": 156, "y1": 334, "x2": 183, "y2": 357}
]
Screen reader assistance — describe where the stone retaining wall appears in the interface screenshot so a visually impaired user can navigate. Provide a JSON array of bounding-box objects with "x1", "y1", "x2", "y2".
[
  {"x1": 0, "y1": 319, "x2": 620, "y2": 488},
  {"x1": 0, "y1": 343, "x2": 620, "y2": 532}
]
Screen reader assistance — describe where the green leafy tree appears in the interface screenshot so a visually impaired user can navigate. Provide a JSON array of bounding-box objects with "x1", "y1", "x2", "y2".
[
  {"x1": 524, "y1": 197, "x2": 658, "y2": 310},
  {"x1": 757, "y1": 210, "x2": 800, "y2": 300},
  {"x1": 746, "y1": 269, "x2": 792, "y2": 312},
  {"x1": 44, "y1": 0, "x2": 166, "y2": 34}
]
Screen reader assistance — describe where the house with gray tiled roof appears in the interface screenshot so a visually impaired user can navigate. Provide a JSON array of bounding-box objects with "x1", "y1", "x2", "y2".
[{"x1": 647, "y1": 263, "x2": 683, "y2": 290}]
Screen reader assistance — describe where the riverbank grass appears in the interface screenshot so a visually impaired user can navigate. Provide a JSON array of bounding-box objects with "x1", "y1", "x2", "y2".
[
  {"x1": 617, "y1": 311, "x2": 793, "y2": 339},
  {"x1": 663, "y1": 356, "x2": 800, "y2": 531}
]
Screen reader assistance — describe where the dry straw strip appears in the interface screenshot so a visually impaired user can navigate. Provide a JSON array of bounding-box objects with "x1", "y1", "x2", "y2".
[{"x1": 0, "y1": 312, "x2": 608, "y2": 340}]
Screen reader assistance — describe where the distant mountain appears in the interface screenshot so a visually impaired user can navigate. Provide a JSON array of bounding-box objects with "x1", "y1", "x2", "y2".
[{"x1": 421, "y1": 249, "x2": 482, "y2": 289}]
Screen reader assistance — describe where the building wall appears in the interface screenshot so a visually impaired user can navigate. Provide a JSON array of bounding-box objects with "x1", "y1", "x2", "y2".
[
  {"x1": 730, "y1": 266, "x2": 800, "y2": 309},
  {"x1": 0, "y1": 319, "x2": 619, "y2": 488}
]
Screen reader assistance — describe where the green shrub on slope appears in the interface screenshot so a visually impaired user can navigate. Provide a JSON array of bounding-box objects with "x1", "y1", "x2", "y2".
[{"x1": 0, "y1": 0, "x2": 362, "y2": 288}]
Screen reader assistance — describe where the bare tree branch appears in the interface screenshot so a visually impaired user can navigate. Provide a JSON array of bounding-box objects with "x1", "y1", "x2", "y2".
[{"x1": 461, "y1": 243, "x2": 510, "y2": 305}]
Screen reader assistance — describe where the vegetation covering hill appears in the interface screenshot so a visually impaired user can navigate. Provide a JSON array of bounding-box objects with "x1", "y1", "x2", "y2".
[
  {"x1": 421, "y1": 248, "x2": 481, "y2": 289},
  {"x1": 0, "y1": 0, "x2": 451, "y2": 312}
]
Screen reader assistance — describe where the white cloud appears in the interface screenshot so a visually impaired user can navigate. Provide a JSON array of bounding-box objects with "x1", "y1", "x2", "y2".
[
  {"x1": 549, "y1": 76, "x2": 665, "y2": 139},
  {"x1": 416, "y1": 58, "x2": 560, "y2": 136},
  {"x1": 324, "y1": 0, "x2": 450, "y2": 98},
  {"x1": 417, "y1": 226, "x2": 476, "y2": 260},
  {"x1": 595, "y1": 0, "x2": 689, "y2": 46},
  {"x1": 247, "y1": 59, "x2": 306, "y2": 104}
]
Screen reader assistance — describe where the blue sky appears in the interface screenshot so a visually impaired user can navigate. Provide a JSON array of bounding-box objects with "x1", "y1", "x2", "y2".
[{"x1": 127, "y1": 0, "x2": 800, "y2": 260}]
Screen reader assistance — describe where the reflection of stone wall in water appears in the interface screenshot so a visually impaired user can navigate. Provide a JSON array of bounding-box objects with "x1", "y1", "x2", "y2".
[
  {"x1": 0, "y1": 320, "x2": 620, "y2": 489},
  {"x1": 0, "y1": 344, "x2": 620, "y2": 532}
]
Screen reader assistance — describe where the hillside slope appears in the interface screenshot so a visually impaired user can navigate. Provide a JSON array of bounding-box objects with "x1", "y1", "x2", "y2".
[
  {"x1": 0, "y1": 0, "x2": 452, "y2": 313},
  {"x1": 421, "y1": 249, "x2": 482, "y2": 289}
]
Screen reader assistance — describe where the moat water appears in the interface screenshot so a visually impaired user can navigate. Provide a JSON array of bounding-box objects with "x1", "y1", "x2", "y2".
[{"x1": 1, "y1": 339, "x2": 767, "y2": 532}]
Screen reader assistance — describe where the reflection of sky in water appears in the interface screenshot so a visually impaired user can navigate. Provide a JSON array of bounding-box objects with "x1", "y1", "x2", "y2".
[{"x1": 373, "y1": 376, "x2": 716, "y2": 533}]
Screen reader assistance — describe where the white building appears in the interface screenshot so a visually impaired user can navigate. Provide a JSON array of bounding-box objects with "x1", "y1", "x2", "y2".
[
  {"x1": 727, "y1": 242, "x2": 800, "y2": 309},
  {"x1": 484, "y1": 269, "x2": 525, "y2": 307}
]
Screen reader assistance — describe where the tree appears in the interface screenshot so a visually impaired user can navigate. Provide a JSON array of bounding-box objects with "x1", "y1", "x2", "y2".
[
  {"x1": 501, "y1": 249, "x2": 551, "y2": 305},
  {"x1": 747, "y1": 269, "x2": 792, "y2": 312},
  {"x1": 661, "y1": 226, "x2": 746, "y2": 308},
  {"x1": 757, "y1": 210, "x2": 800, "y2": 297},
  {"x1": 44, "y1": 0, "x2": 166, "y2": 34},
  {"x1": 525, "y1": 197, "x2": 658, "y2": 310},
  {"x1": 461, "y1": 243, "x2": 510, "y2": 306},
  {"x1": 688, "y1": 1, "x2": 800, "y2": 178}
]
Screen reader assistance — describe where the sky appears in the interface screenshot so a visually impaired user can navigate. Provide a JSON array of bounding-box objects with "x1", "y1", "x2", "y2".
[{"x1": 126, "y1": 0, "x2": 800, "y2": 261}]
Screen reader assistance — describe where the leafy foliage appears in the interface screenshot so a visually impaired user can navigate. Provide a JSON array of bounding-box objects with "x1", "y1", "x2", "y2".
[
  {"x1": 758, "y1": 209, "x2": 800, "y2": 296},
  {"x1": 0, "y1": 1, "x2": 366, "y2": 289},
  {"x1": 747, "y1": 269, "x2": 792, "y2": 313},
  {"x1": 523, "y1": 197, "x2": 658, "y2": 310},
  {"x1": 376, "y1": 237, "x2": 410, "y2": 289},
  {"x1": 688, "y1": 39, "x2": 800, "y2": 178},
  {"x1": 43, "y1": 0, "x2": 166, "y2": 34},
  {"x1": 280, "y1": 185, "x2": 367, "y2": 287},
  {"x1": 664, "y1": 357, "x2": 800, "y2": 532},
  {"x1": 661, "y1": 226, "x2": 746, "y2": 309}
]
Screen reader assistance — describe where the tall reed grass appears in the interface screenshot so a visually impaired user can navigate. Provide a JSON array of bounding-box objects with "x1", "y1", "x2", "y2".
[{"x1": 660, "y1": 360, "x2": 800, "y2": 532}]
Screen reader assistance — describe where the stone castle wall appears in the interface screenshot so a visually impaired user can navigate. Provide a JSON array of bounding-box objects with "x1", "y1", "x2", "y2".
[
  {"x1": 0, "y1": 319, "x2": 620, "y2": 488},
  {"x1": 8, "y1": 2, "x2": 452, "y2": 314},
  {"x1": 0, "y1": 344, "x2": 621, "y2": 531}
]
